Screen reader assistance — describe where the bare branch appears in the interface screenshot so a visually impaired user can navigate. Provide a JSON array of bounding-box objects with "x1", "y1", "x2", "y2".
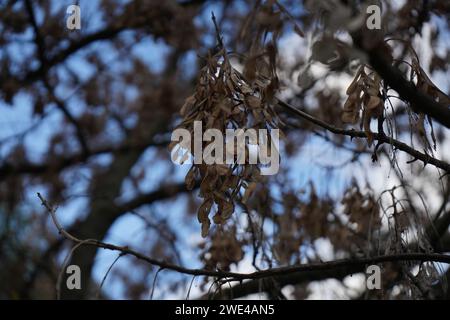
[
  {"x1": 38, "y1": 193, "x2": 450, "y2": 299},
  {"x1": 277, "y1": 99, "x2": 450, "y2": 172},
  {"x1": 0, "y1": 139, "x2": 168, "y2": 178}
]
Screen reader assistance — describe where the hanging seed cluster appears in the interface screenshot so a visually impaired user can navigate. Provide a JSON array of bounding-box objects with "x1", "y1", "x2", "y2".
[
  {"x1": 411, "y1": 57, "x2": 450, "y2": 151},
  {"x1": 342, "y1": 42, "x2": 450, "y2": 151},
  {"x1": 412, "y1": 58, "x2": 450, "y2": 107},
  {"x1": 171, "y1": 48, "x2": 281, "y2": 237},
  {"x1": 342, "y1": 65, "x2": 384, "y2": 146}
]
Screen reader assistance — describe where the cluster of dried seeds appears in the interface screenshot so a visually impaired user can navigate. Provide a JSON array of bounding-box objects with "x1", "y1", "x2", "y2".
[
  {"x1": 342, "y1": 65, "x2": 384, "y2": 146},
  {"x1": 342, "y1": 42, "x2": 450, "y2": 152},
  {"x1": 171, "y1": 48, "x2": 281, "y2": 237},
  {"x1": 199, "y1": 226, "x2": 244, "y2": 272},
  {"x1": 411, "y1": 57, "x2": 450, "y2": 151},
  {"x1": 341, "y1": 184, "x2": 381, "y2": 234}
]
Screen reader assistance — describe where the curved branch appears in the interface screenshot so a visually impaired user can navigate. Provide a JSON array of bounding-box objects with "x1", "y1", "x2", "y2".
[
  {"x1": 277, "y1": 99, "x2": 450, "y2": 172},
  {"x1": 39, "y1": 192, "x2": 450, "y2": 299}
]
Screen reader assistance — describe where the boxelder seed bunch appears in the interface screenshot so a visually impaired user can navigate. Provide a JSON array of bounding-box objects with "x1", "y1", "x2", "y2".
[
  {"x1": 342, "y1": 64, "x2": 383, "y2": 146},
  {"x1": 169, "y1": 47, "x2": 282, "y2": 237},
  {"x1": 341, "y1": 40, "x2": 450, "y2": 152}
]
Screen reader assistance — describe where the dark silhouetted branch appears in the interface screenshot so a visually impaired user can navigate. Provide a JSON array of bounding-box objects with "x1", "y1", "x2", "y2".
[
  {"x1": 277, "y1": 99, "x2": 450, "y2": 172},
  {"x1": 352, "y1": 34, "x2": 450, "y2": 128},
  {"x1": 40, "y1": 189, "x2": 450, "y2": 299}
]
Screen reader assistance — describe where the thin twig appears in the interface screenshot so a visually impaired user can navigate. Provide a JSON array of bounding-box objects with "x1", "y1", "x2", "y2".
[
  {"x1": 186, "y1": 275, "x2": 197, "y2": 300},
  {"x1": 149, "y1": 267, "x2": 164, "y2": 300},
  {"x1": 96, "y1": 253, "x2": 124, "y2": 299}
]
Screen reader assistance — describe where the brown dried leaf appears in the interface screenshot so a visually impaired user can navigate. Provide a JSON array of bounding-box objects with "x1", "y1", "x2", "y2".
[
  {"x1": 180, "y1": 95, "x2": 196, "y2": 117},
  {"x1": 246, "y1": 95, "x2": 261, "y2": 109},
  {"x1": 242, "y1": 182, "x2": 257, "y2": 204},
  {"x1": 198, "y1": 198, "x2": 213, "y2": 223},
  {"x1": 185, "y1": 166, "x2": 197, "y2": 190}
]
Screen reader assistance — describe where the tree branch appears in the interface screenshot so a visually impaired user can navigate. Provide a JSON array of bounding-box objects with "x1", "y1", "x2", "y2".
[
  {"x1": 277, "y1": 99, "x2": 450, "y2": 172},
  {"x1": 38, "y1": 193, "x2": 450, "y2": 299},
  {"x1": 352, "y1": 34, "x2": 450, "y2": 128},
  {"x1": 9, "y1": 0, "x2": 205, "y2": 87},
  {"x1": 0, "y1": 139, "x2": 167, "y2": 178},
  {"x1": 44, "y1": 80, "x2": 91, "y2": 156}
]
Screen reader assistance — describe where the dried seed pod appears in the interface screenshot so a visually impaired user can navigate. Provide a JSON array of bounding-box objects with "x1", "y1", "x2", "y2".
[{"x1": 342, "y1": 65, "x2": 384, "y2": 146}]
